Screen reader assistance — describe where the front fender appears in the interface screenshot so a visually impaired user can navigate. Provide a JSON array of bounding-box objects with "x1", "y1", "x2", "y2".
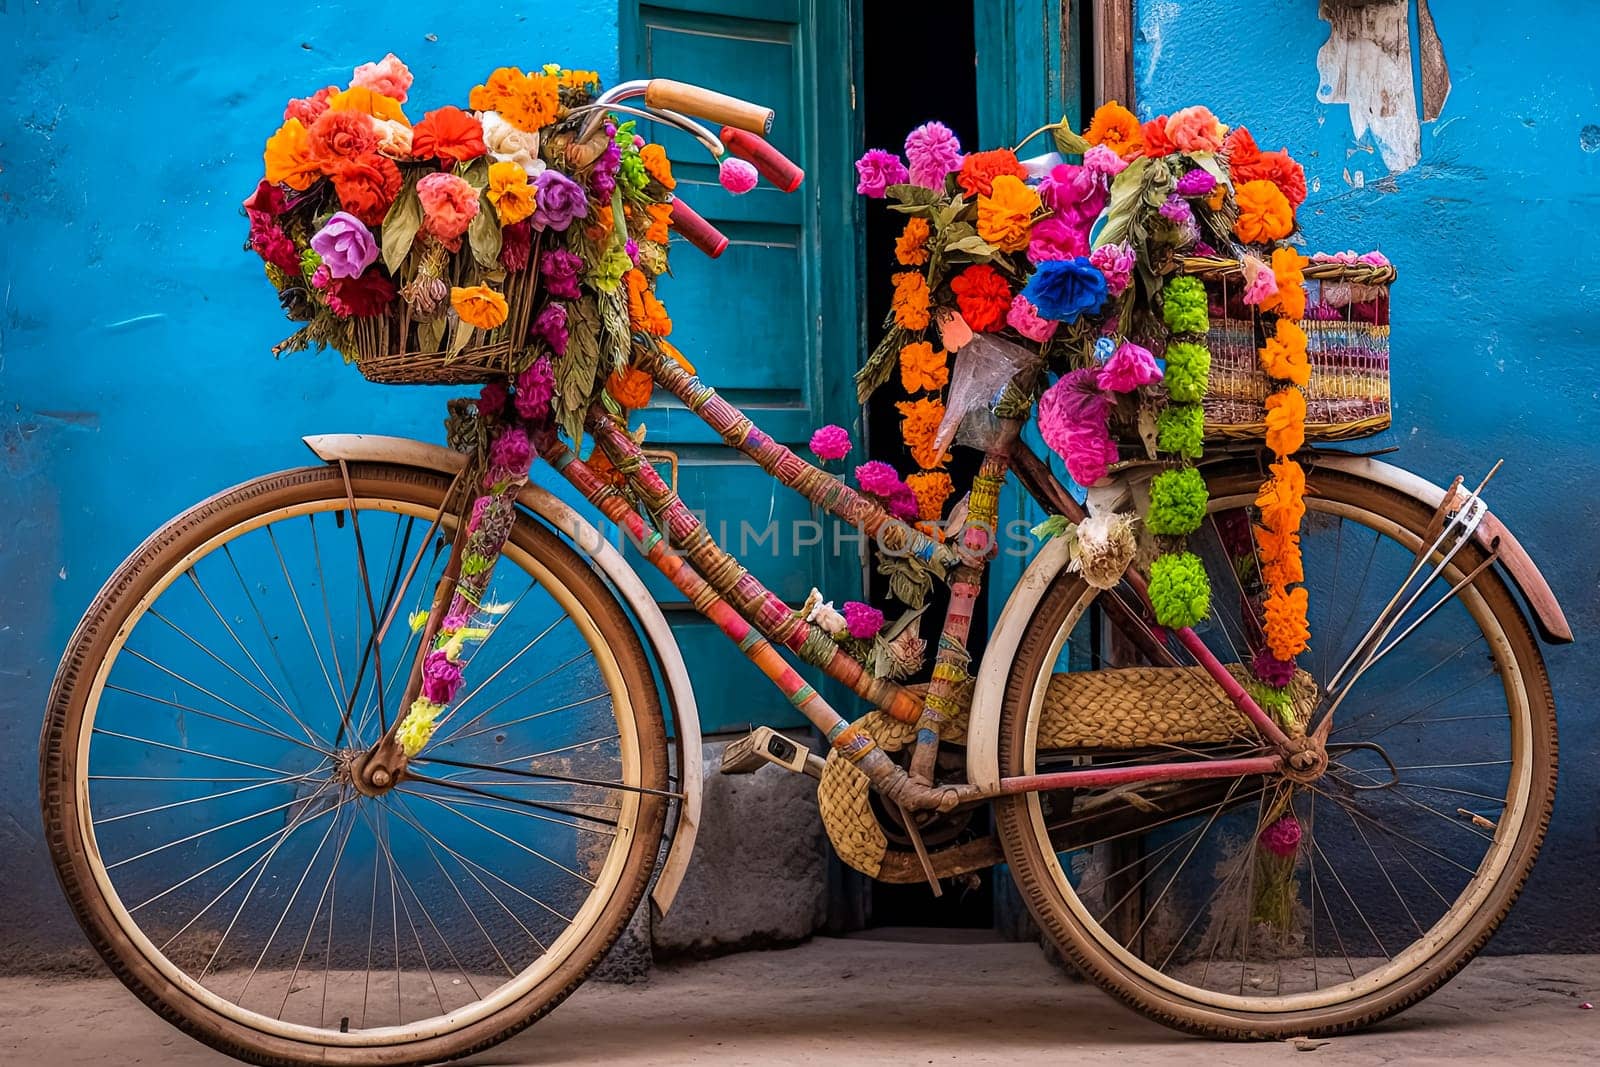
[
  {"x1": 302, "y1": 434, "x2": 701, "y2": 918},
  {"x1": 966, "y1": 454, "x2": 1572, "y2": 795}
]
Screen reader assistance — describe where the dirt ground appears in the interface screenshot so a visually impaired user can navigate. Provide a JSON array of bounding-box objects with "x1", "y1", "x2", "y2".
[{"x1": 2, "y1": 931, "x2": 1596, "y2": 1065}]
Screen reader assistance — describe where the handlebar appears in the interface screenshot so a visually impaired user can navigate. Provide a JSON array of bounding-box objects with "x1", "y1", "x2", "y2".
[
  {"x1": 643, "y1": 79, "x2": 773, "y2": 136},
  {"x1": 719, "y1": 127, "x2": 804, "y2": 192}
]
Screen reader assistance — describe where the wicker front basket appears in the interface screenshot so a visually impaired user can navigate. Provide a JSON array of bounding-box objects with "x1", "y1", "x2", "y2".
[
  {"x1": 1182, "y1": 256, "x2": 1395, "y2": 442},
  {"x1": 350, "y1": 252, "x2": 543, "y2": 386}
]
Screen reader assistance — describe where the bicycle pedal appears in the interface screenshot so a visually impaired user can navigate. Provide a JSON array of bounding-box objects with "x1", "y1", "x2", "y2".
[{"x1": 720, "y1": 726, "x2": 822, "y2": 779}]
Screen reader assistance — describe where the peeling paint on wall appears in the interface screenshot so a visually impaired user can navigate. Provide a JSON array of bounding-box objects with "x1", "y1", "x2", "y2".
[{"x1": 1315, "y1": 0, "x2": 1422, "y2": 173}]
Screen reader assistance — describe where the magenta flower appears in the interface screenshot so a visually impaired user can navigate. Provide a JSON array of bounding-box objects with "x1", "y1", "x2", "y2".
[
  {"x1": 625, "y1": 238, "x2": 639, "y2": 265},
  {"x1": 541, "y1": 248, "x2": 583, "y2": 299},
  {"x1": 1242, "y1": 255, "x2": 1280, "y2": 306},
  {"x1": 489, "y1": 427, "x2": 533, "y2": 476},
  {"x1": 854, "y1": 460, "x2": 902, "y2": 497},
  {"x1": 719, "y1": 157, "x2": 759, "y2": 193},
  {"x1": 500, "y1": 219, "x2": 532, "y2": 273},
  {"x1": 842, "y1": 601, "x2": 885, "y2": 640},
  {"x1": 886, "y1": 482, "x2": 919, "y2": 521},
  {"x1": 1258, "y1": 814, "x2": 1303, "y2": 858},
  {"x1": 310, "y1": 212, "x2": 379, "y2": 280},
  {"x1": 854, "y1": 148, "x2": 909, "y2": 197},
  {"x1": 532, "y1": 169, "x2": 587, "y2": 232},
  {"x1": 1082, "y1": 144, "x2": 1128, "y2": 177},
  {"x1": 250, "y1": 223, "x2": 301, "y2": 273},
  {"x1": 421, "y1": 649, "x2": 465, "y2": 704},
  {"x1": 808, "y1": 424, "x2": 852, "y2": 460},
  {"x1": 1097, "y1": 341, "x2": 1162, "y2": 392},
  {"x1": 515, "y1": 356, "x2": 555, "y2": 420},
  {"x1": 1359, "y1": 250, "x2": 1391, "y2": 266},
  {"x1": 1252, "y1": 649, "x2": 1298, "y2": 688},
  {"x1": 1006, "y1": 294, "x2": 1058, "y2": 342},
  {"x1": 1037, "y1": 369, "x2": 1117, "y2": 486},
  {"x1": 904, "y1": 121, "x2": 963, "y2": 189},
  {"x1": 1088, "y1": 242, "x2": 1135, "y2": 297},
  {"x1": 243, "y1": 179, "x2": 287, "y2": 224},
  {"x1": 1038, "y1": 163, "x2": 1106, "y2": 221},
  {"x1": 1175, "y1": 169, "x2": 1217, "y2": 197},
  {"x1": 531, "y1": 302, "x2": 569, "y2": 356},
  {"x1": 1027, "y1": 216, "x2": 1089, "y2": 263},
  {"x1": 591, "y1": 120, "x2": 621, "y2": 197},
  {"x1": 478, "y1": 381, "x2": 507, "y2": 418},
  {"x1": 467, "y1": 495, "x2": 491, "y2": 532}
]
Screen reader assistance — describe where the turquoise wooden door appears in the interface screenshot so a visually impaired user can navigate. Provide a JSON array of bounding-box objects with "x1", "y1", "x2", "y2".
[{"x1": 620, "y1": 0, "x2": 863, "y2": 733}]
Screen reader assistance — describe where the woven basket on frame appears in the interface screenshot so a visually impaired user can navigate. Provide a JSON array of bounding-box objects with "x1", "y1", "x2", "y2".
[
  {"x1": 1180, "y1": 256, "x2": 1396, "y2": 442},
  {"x1": 350, "y1": 246, "x2": 543, "y2": 386}
]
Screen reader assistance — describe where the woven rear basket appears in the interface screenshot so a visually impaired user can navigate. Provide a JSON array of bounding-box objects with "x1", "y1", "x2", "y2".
[
  {"x1": 1181, "y1": 256, "x2": 1395, "y2": 442},
  {"x1": 350, "y1": 248, "x2": 543, "y2": 385}
]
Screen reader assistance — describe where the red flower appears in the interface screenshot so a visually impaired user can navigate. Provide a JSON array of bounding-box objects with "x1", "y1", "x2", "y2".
[
  {"x1": 1140, "y1": 116, "x2": 1177, "y2": 158},
  {"x1": 949, "y1": 264, "x2": 1012, "y2": 333},
  {"x1": 284, "y1": 85, "x2": 338, "y2": 125},
  {"x1": 499, "y1": 219, "x2": 533, "y2": 272},
  {"x1": 957, "y1": 148, "x2": 1027, "y2": 198},
  {"x1": 1224, "y1": 126, "x2": 1262, "y2": 169},
  {"x1": 412, "y1": 106, "x2": 487, "y2": 164},
  {"x1": 1234, "y1": 149, "x2": 1307, "y2": 208},
  {"x1": 308, "y1": 109, "x2": 379, "y2": 162},
  {"x1": 327, "y1": 271, "x2": 396, "y2": 317},
  {"x1": 242, "y1": 179, "x2": 287, "y2": 223},
  {"x1": 329, "y1": 152, "x2": 402, "y2": 225},
  {"x1": 249, "y1": 223, "x2": 301, "y2": 272}
]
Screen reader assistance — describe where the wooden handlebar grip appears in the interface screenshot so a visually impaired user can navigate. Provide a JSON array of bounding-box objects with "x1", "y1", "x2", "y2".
[
  {"x1": 644, "y1": 78, "x2": 773, "y2": 136},
  {"x1": 719, "y1": 127, "x2": 804, "y2": 192},
  {"x1": 669, "y1": 198, "x2": 729, "y2": 258}
]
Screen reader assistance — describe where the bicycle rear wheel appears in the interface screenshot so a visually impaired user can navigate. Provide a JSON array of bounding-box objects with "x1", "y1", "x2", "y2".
[
  {"x1": 994, "y1": 465, "x2": 1556, "y2": 1038},
  {"x1": 41, "y1": 463, "x2": 669, "y2": 1066}
]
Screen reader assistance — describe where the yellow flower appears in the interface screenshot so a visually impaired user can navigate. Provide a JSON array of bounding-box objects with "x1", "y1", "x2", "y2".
[
  {"x1": 487, "y1": 160, "x2": 536, "y2": 224},
  {"x1": 326, "y1": 86, "x2": 411, "y2": 127},
  {"x1": 977, "y1": 174, "x2": 1041, "y2": 253},
  {"x1": 451, "y1": 285, "x2": 509, "y2": 330}
]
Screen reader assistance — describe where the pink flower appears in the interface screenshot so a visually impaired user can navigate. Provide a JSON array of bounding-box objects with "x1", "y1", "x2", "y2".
[
  {"x1": 541, "y1": 249, "x2": 583, "y2": 300},
  {"x1": 1083, "y1": 144, "x2": 1128, "y2": 177},
  {"x1": 809, "y1": 424, "x2": 852, "y2": 460},
  {"x1": 309, "y1": 212, "x2": 378, "y2": 279},
  {"x1": 467, "y1": 496, "x2": 491, "y2": 531},
  {"x1": 515, "y1": 356, "x2": 555, "y2": 420},
  {"x1": 1252, "y1": 649, "x2": 1298, "y2": 688},
  {"x1": 720, "y1": 157, "x2": 759, "y2": 193},
  {"x1": 842, "y1": 601, "x2": 885, "y2": 640},
  {"x1": 478, "y1": 381, "x2": 507, "y2": 417},
  {"x1": 1037, "y1": 163, "x2": 1106, "y2": 222},
  {"x1": 284, "y1": 85, "x2": 337, "y2": 125},
  {"x1": 351, "y1": 53, "x2": 414, "y2": 103},
  {"x1": 1240, "y1": 254, "x2": 1279, "y2": 306},
  {"x1": 854, "y1": 460, "x2": 903, "y2": 497},
  {"x1": 1311, "y1": 250, "x2": 1360, "y2": 265},
  {"x1": 1038, "y1": 369, "x2": 1116, "y2": 486},
  {"x1": 1359, "y1": 250, "x2": 1391, "y2": 266},
  {"x1": 1258, "y1": 814, "x2": 1303, "y2": 858},
  {"x1": 1165, "y1": 105, "x2": 1228, "y2": 154},
  {"x1": 855, "y1": 148, "x2": 909, "y2": 197},
  {"x1": 1097, "y1": 341, "x2": 1161, "y2": 392},
  {"x1": 904, "y1": 122, "x2": 963, "y2": 189},
  {"x1": 886, "y1": 482, "x2": 919, "y2": 521},
  {"x1": 417, "y1": 172, "x2": 479, "y2": 243},
  {"x1": 531, "y1": 302, "x2": 568, "y2": 357},
  {"x1": 421, "y1": 649, "x2": 465, "y2": 704},
  {"x1": 1175, "y1": 169, "x2": 1217, "y2": 197},
  {"x1": 1006, "y1": 294, "x2": 1058, "y2": 342},
  {"x1": 249, "y1": 223, "x2": 301, "y2": 273},
  {"x1": 1088, "y1": 242, "x2": 1135, "y2": 297},
  {"x1": 1027, "y1": 216, "x2": 1089, "y2": 263},
  {"x1": 243, "y1": 179, "x2": 287, "y2": 223},
  {"x1": 489, "y1": 427, "x2": 533, "y2": 477}
]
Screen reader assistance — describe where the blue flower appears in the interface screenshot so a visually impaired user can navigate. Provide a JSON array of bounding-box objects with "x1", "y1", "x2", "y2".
[
  {"x1": 1094, "y1": 335, "x2": 1117, "y2": 363},
  {"x1": 1022, "y1": 257, "x2": 1109, "y2": 323}
]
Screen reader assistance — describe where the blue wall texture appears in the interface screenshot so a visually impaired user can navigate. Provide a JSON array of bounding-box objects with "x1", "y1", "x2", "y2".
[
  {"x1": 1134, "y1": 0, "x2": 1599, "y2": 949},
  {"x1": 0, "y1": 1, "x2": 618, "y2": 960}
]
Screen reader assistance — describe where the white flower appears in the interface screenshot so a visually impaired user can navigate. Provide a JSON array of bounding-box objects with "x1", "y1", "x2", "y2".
[
  {"x1": 480, "y1": 110, "x2": 544, "y2": 176},
  {"x1": 805, "y1": 594, "x2": 847, "y2": 637},
  {"x1": 1069, "y1": 513, "x2": 1138, "y2": 590},
  {"x1": 374, "y1": 119, "x2": 413, "y2": 160}
]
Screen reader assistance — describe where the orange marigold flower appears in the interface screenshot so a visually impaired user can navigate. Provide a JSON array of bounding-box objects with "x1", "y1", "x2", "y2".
[
  {"x1": 639, "y1": 143, "x2": 675, "y2": 190},
  {"x1": 898, "y1": 341, "x2": 949, "y2": 393},
  {"x1": 895, "y1": 395, "x2": 951, "y2": 470},
  {"x1": 1258, "y1": 318, "x2": 1311, "y2": 386},
  {"x1": 1140, "y1": 115, "x2": 1177, "y2": 158},
  {"x1": 624, "y1": 269, "x2": 672, "y2": 336},
  {"x1": 559, "y1": 69, "x2": 600, "y2": 90},
  {"x1": 329, "y1": 152, "x2": 402, "y2": 225},
  {"x1": 487, "y1": 161, "x2": 537, "y2": 225},
  {"x1": 1235, "y1": 149, "x2": 1307, "y2": 208},
  {"x1": 1165, "y1": 105, "x2": 1228, "y2": 154},
  {"x1": 307, "y1": 109, "x2": 379, "y2": 162},
  {"x1": 891, "y1": 271, "x2": 932, "y2": 331},
  {"x1": 584, "y1": 445, "x2": 626, "y2": 487},
  {"x1": 906, "y1": 471, "x2": 956, "y2": 521},
  {"x1": 326, "y1": 86, "x2": 410, "y2": 127},
  {"x1": 977, "y1": 174, "x2": 1041, "y2": 253},
  {"x1": 1263, "y1": 585, "x2": 1311, "y2": 659},
  {"x1": 644, "y1": 202, "x2": 673, "y2": 244},
  {"x1": 957, "y1": 148, "x2": 1027, "y2": 198},
  {"x1": 1234, "y1": 179, "x2": 1296, "y2": 244},
  {"x1": 1086, "y1": 100, "x2": 1142, "y2": 159},
  {"x1": 895, "y1": 217, "x2": 931, "y2": 266},
  {"x1": 948, "y1": 263, "x2": 1011, "y2": 332},
  {"x1": 1262, "y1": 247, "x2": 1310, "y2": 319},
  {"x1": 469, "y1": 67, "x2": 560, "y2": 133},
  {"x1": 1256, "y1": 458, "x2": 1307, "y2": 533},
  {"x1": 607, "y1": 366, "x2": 654, "y2": 409},
  {"x1": 1254, "y1": 524, "x2": 1304, "y2": 587},
  {"x1": 263, "y1": 118, "x2": 322, "y2": 190},
  {"x1": 450, "y1": 285, "x2": 509, "y2": 330},
  {"x1": 411, "y1": 106, "x2": 487, "y2": 163},
  {"x1": 1264, "y1": 387, "x2": 1307, "y2": 458}
]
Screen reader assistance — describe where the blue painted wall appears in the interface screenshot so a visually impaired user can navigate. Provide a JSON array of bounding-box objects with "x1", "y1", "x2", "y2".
[
  {"x1": 1135, "y1": 0, "x2": 1599, "y2": 949},
  {"x1": 0, "y1": 0, "x2": 618, "y2": 960}
]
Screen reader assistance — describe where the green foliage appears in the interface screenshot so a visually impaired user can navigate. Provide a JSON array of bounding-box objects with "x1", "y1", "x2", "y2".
[{"x1": 381, "y1": 180, "x2": 422, "y2": 271}]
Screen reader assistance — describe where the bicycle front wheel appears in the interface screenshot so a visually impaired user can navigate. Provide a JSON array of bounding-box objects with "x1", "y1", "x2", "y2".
[
  {"x1": 41, "y1": 463, "x2": 669, "y2": 1066},
  {"x1": 994, "y1": 464, "x2": 1556, "y2": 1038}
]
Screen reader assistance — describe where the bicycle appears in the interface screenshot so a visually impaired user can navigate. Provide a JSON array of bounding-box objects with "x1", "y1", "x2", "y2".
[{"x1": 40, "y1": 75, "x2": 1571, "y2": 1066}]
